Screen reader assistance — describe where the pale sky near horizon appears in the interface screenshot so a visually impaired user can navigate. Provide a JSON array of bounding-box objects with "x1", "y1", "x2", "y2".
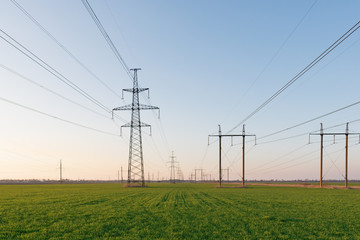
[{"x1": 0, "y1": 0, "x2": 360, "y2": 181}]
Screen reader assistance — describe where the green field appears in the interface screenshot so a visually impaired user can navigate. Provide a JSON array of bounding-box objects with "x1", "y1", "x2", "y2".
[{"x1": 0, "y1": 183, "x2": 359, "y2": 239}]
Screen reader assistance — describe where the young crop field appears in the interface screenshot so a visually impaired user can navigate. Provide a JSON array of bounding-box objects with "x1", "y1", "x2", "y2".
[{"x1": 0, "y1": 183, "x2": 359, "y2": 239}]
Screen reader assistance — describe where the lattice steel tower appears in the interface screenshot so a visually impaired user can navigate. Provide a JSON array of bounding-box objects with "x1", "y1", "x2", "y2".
[{"x1": 112, "y1": 68, "x2": 159, "y2": 187}]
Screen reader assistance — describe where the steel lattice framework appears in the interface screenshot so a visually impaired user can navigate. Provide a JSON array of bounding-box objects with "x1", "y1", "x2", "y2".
[{"x1": 113, "y1": 68, "x2": 159, "y2": 187}]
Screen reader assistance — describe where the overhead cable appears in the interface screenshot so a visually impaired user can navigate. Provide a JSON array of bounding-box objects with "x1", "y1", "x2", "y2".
[
  {"x1": 257, "y1": 100, "x2": 360, "y2": 140},
  {"x1": 0, "y1": 29, "x2": 109, "y2": 113},
  {"x1": 0, "y1": 28, "x2": 126, "y2": 123},
  {"x1": 10, "y1": 0, "x2": 123, "y2": 100},
  {"x1": 231, "y1": 0, "x2": 318, "y2": 109},
  {"x1": 81, "y1": 0, "x2": 133, "y2": 80},
  {"x1": 228, "y1": 20, "x2": 360, "y2": 133},
  {"x1": 0, "y1": 64, "x2": 109, "y2": 119},
  {"x1": 0, "y1": 96, "x2": 119, "y2": 137}
]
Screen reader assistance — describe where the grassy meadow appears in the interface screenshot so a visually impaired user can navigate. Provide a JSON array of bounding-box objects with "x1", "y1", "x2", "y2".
[{"x1": 0, "y1": 183, "x2": 359, "y2": 239}]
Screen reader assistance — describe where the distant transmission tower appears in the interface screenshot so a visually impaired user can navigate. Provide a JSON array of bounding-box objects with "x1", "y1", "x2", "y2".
[
  {"x1": 169, "y1": 151, "x2": 177, "y2": 183},
  {"x1": 112, "y1": 68, "x2": 159, "y2": 187}
]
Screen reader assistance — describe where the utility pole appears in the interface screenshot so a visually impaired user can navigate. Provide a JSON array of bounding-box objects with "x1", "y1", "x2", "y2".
[
  {"x1": 59, "y1": 159, "x2": 63, "y2": 184},
  {"x1": 118, "y1": 170, "x2": 120, "y2": 182},
  {"x1": 121, "y1": 166, "x2": 123, "y2": 183},
  {"x1": 209, "y1": 124, "x2": 256, "y2": 187},
  {"x1": 112, "y1": 68, "x2": 159, "y2": 187},
  {"x1": 310, "y1": 123, "x2": 359, "y2": 188}
]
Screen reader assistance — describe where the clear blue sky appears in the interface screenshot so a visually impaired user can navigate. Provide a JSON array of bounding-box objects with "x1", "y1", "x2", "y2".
[{"x1": 0, "y1": 0, "x2": 360, "y2": 181}]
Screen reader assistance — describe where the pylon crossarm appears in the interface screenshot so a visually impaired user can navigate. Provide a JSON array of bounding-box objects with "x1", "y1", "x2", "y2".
[
  {"x1": 113, "y1": 105, "x2": 132, "y2": 111},
  {"x1": 121, "y1": 123, "x2": 132, "y2": 128},
  {"x1": 310, "y1": 132, "x2": 360, "y2": 136},
  {"x1": 139, "y1": 104, "x2": 159, "y2": 110},
  {"x1": 123, "y1": 88, "x2": 149, "y2": 93},
  {"x1": 121, "y1": 122, "x2": 151, "y2": 128},
  {"x1": 140, "y1": 122, "x2": 151, "y2": 128}
]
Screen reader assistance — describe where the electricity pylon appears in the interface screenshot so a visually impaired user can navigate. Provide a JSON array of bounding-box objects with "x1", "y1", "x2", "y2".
[
  {"x1": 168, "y1": 151, "x2": 177, "y2": 183},
  {"x1": 112, "y1": 68, "x2": 159, "y2": 187}
]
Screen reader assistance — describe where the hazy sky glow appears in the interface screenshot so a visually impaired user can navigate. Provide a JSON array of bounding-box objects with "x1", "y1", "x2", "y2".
[{"x1": 1, "y1": 0, "x2": 360, "y2": 181}]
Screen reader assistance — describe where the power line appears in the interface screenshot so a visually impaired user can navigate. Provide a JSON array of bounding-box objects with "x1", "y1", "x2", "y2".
[
  {"x1": 81, "y1": 1, "x2": 172, "y2": 170},
  {"x1": 0, "y1": 96, "x2": 119, "y2": 137},
  {"x1": 228, "y1": 20, "x2": 360, "y2": 133},
  {"x1": 246, "y1": 120, "x2": 360, "y2": 146},
  {"x1": 248, "y1": 140, "x2": 359, "y2": 178},
  {"x1": 80, "y1": 0, "x2": 168, "y2": 151},
  {"x1": 322, "y1": 119, "x2": 360, "y2": 132},
  {"x1": 247, "y1": 146, "x2": 319, "y2": 175},
  {"x1": 0, "y1": 64, "x2": 110, "y2": 119},
  {"x1": 247, "y1": 144, "x2": 308, "y2": 173},
  {"x1": 0, "y1": 28, "x2": 113, "y2": 114},
  {"x1": 0, "y1": 28, "x2": 128, "y2": 124},
  {"x1": 323, "y1": 147, "x2": 345, "y2": 179},
  {"x1": 229, "y1": 118, "x2": 360, "y2": 147},
  {"x1": 228, "y1": 0, "x2": 318, "y2": 113},
  {"x1": 10, "y1": 0, "x2": 123, "y2": 100},
  {"x1": 81, "y1": 0, "x2": 133, "y2": 80},
  {"x1": 257, "y1": 100, "x2": 360, "y2": 141}
]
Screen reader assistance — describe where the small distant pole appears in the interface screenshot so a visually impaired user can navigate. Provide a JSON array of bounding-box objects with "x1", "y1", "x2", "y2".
[
  {"x1": 60, "y1": 159, "x2": 63, "y2": 184},
  {"x1": 118, "y1": 170, "x2": 120, "y2": 182},
  {"x1": 121, "y1": 166, "x2": 123, "y2": 182}
]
